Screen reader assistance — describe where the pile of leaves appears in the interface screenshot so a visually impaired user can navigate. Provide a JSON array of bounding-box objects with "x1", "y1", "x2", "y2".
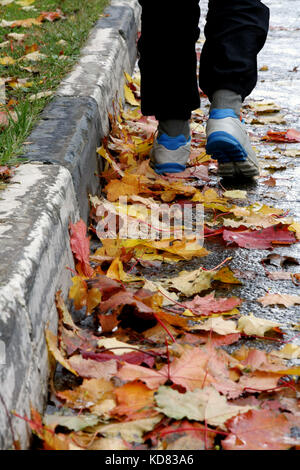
[{"x1": 19, "y1": 74, "x2": 300, "y2": 451}]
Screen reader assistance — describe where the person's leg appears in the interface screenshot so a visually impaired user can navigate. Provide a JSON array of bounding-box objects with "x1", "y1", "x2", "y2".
[
  {"x1": 138, "y1": 0, "x2": 201, "y2": 121},
  {"x1": 200, "y1": 0, "x2": 270, "y2": 103},
  {"x1": 200, "y1": 0, "x2": 270, "y2": 178},
  {"x1": 138, "y1": 0, "x2": 201, "y2": 174}
]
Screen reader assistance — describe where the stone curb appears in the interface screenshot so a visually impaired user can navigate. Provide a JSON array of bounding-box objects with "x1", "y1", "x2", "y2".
[{"x1": 0, "y1": 0, "x2": 141, "y2": 450}]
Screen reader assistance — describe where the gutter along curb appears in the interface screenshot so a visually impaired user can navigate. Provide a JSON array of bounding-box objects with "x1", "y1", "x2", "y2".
[{"x1": 0, "y1": 0, "x2": 141, "y2": 449}]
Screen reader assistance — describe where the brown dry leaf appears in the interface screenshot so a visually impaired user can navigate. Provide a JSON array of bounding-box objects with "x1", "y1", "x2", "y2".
[
  {"x1": 45, "y1": 330, "x2": 78, "y2": 376},
  {"x1": 257, "y1": 293, "x2": 300, "y2": 307}
]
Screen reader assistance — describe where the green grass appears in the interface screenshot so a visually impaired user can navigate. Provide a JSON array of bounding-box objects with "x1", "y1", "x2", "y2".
[{"x1": 0, "y1": 0, "x2": 109, "y2": 166}]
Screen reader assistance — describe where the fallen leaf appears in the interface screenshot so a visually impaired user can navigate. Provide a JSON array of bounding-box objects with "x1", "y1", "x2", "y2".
[
  {"x1": 97, "y1": 337, "x2": 140, "y2": 355},
  {"x1": 69, "y1": 219, "x2": 94, "y2": 277},
  {"x1": 155, "y1": 385, "x2": 253, "y2": 428},
  {"x1": 262, "y1": 129, "x2": 300, "y2": 143},
  {"x1": 44, "y1": 413, "x2": 98, "y2": 432},
  {"x1": 160, "y1": 268, "x2": 214, "y2": 297},
  {"x1": 222, "y1": 409, "x2": 299, "y2": 450},
  {"x1": 257, "y1": 293, "x2": 300, "y2": 307},
  {"x1": 112, "y1": 381, "x2": 157, "y2": 420},
  {"x1": 124, "y1": 84, "x2": 140, "y2": 107},
  {"x1": 193, "y1": 317, "x2": 239, "y2": 335},
  {"x1": 271, "y1": 343, "x2": 300, "y2": 359},
  {"x1": 223, "y1": 226, "x2": 296, "y2": 249},
  {"x1": 29, "y1": 91, "x2": 53, "y2": 101},
  {"x1": 45, "y1": 329, "x2": 78, "y2": 376},
  {"x1": 184, "y1": 292, "x2": 242, "y2": 316},
  {"x1": 0, "y1": 56, "x2": 15, "y2": 65},
  {"x1": 91, "y1": 416, "x2": 162, "y2": 443},
  {"x1": 68, "y1": 355, "x2": 117, "y2": 380},
  {"x1": 238, "y1": 313, "x2": 282, "y2": 336}
]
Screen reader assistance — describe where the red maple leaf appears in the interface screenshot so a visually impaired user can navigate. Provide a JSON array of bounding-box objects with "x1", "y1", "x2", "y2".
[
  {"x1": 223, "y1": 226, "x2": 296, "y2": 249},
  {"x1": 69, "y1": 219, "x2": 94, "y2": 277}
]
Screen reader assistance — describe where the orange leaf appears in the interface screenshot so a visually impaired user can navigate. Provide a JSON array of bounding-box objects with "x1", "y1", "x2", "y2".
[{"x1": 112, "y1": 381, "x2": 157, "y2": 420}]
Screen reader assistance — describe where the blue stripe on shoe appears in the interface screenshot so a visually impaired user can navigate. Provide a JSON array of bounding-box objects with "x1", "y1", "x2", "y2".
[
  {"x1": 209, "y1": 109, "x2": 239, "y2": 120},
  {"x1": 206, "y1": 131, "x2": 247, "y2": 163},
  {"x1": 157, "y1": 133, "x2": 191, "y2": 151},
  {"x1": 154, "y1": 163, "x2": 186, "y2": 174}
]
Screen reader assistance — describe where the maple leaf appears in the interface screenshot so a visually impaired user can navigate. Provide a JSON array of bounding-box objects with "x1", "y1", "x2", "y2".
[
  {"x1": 56, "y1": 378, "x2": 115, "y2": 413},
  {"x1": 91, "y1": 416, "x2": 162, "y2": 443},
  {"x1": 257, "y1": 293, "x2": 300, "y2": 307},
  {"x1": 155, "y1": 385, "x2": 254, "y2": 428},
  {"x1": 44, "y1": 413, "x2": 98, "y2": 432},
  {"x1": 238, "y1": 312, "x2": 282, "y2": 336},
  {"x1": 116, "y1": 348, "x2": 212, "y2": 391},
  {"x1": 222, "y1": 409, "x2": 300, "y2": 450},
  {"x1": 158, "y1": 420, "x2": 215, "y2": 450},
  {"x1": 68, "y1": 355, "x2": 117, "y2": 380},
  {"x1": 161, "y1": 268, "x2": 214, "y2": 297},
  {"x1": 184, "y1": 292, "x2": 242, "y2": 315},
  {"x1": 117, "y1": 346, "x2": 242, "y2": 398},
  {"x1": 272, "y1": 343, "x2": 300, "y2": 359},
  {"x1": 69, "y1": 276, "x2": 101, "y2": 314},
  {"x1": 111, "y1": 381, "x2": 157, "y2": 420},
  {"x1": 99, "y1": 290, "x2": 154, "y2": 317},
  {"x1": 82, "y1": 349, "x2": 155, "y2": 368},
  {"x1": 45, "y1": 329, "x2": 78, "y2": 376},
  {"x1": 192, "y1": 317, "x2": 239, "y2": 336},
  {"x1": 69, "y1": 219, "x2": 94, "y2": 277},
  {"x1": 223, "y1": 226, "x2": 296, "y2": 249}
]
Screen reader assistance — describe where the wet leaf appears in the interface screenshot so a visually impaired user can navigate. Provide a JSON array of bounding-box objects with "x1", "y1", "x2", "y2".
[
  {"x1": 238, "y1": 313, "x2": 282, "y2": 336},
  {"x1": 155, "y1": 386, "x2": 253, "y2": 427},
  {"x1": 222, "y1": 410, "x2": 299, "y2": 450}
]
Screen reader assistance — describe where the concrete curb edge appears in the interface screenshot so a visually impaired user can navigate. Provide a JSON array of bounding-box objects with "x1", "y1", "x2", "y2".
[{"x1": 0, "y1": 0, "x2": 141, "y2": 449}]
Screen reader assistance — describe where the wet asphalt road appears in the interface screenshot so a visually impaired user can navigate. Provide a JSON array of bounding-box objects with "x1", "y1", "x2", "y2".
[{"x1": 141, "y1": 0, "x2": 300, "y2": 353}]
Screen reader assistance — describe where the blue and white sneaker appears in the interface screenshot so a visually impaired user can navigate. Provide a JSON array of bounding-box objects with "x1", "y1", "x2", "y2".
[
  {"x1": 206, "y1": 109, "x2": 260, "y2": 178},
  {"x1": 150, "y1": 133, "x2": 191, "y2": 175}
]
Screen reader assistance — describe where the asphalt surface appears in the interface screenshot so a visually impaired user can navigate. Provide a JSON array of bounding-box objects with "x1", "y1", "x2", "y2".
[{"x1": 141, "y1": 0, "x2": 300, "y2": 353}]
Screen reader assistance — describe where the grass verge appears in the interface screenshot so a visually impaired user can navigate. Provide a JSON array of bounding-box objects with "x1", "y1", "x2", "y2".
[{"x1": 0, "y1": 0, "x2": 109, "y2": 166}]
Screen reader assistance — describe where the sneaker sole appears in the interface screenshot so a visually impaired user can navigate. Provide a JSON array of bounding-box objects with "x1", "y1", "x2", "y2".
[{"x1": 206, "y1": 131, "x2": 259, "y2": 178}]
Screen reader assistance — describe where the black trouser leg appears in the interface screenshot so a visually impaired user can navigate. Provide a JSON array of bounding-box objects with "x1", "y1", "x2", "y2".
[
  {"x1": 137, "y1": 0, "x2": 201, "y2": 120},
  {"x1": 199, "y1": 0, "x2": 270, "y2": 100}
]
